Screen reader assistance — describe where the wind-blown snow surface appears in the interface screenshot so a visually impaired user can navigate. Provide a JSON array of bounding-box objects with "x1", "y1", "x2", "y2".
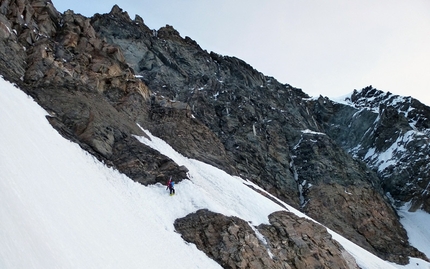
[{"x1": 1, "y1": 76, "x2": 429, "y2": 268}]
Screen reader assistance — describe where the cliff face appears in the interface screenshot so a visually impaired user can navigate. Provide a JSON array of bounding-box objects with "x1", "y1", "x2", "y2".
[
  {"x1": 0, "y1": 0, "x2": 191, "y2": 185},
  {"x1": 1, "y1": 1, "x2": 428, "y2": 266},
  {"x1": 311, "y1": 87, "x2": 430, "y2": 213}
]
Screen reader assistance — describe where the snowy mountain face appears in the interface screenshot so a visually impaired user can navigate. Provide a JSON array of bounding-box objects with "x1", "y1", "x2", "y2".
[
  {"x1": 1, "y1": 0, "x2": 430, "y2": 268},
  {"x1": 313, "y1": 86, "x2": 430, "y2": 213},
  {"x1": 5, "y1": 76, "x2": 429, "y2": 269}
]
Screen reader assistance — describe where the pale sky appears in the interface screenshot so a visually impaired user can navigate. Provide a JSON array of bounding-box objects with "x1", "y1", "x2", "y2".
[{"x1": 52, "y1": 0, "x2": 430, "y2": 106}]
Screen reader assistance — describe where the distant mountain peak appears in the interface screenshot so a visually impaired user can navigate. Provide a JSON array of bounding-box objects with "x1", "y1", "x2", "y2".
[{"x1": 344, "y1": 86, "x2": 430, "y2": 132}]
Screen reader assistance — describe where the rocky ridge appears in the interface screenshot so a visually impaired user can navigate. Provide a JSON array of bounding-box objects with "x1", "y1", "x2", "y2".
[
  {"x1": 0, "y1": 0, "x2": 192, "y2": 185},
  {"x1": 174, "y1": 209, "x2": 359, "y2": 269},
  {"x1": 0, "y1": 0, "x2": 429, "y2": 267},
  {"x1": 310, "y1": 86, "x2": 430, "y2": 213}
]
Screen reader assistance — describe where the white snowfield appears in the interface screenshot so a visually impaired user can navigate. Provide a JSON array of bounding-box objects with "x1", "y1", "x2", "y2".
[{"x1": 1, "y1": 77, "x2": 429, "y2": 269}]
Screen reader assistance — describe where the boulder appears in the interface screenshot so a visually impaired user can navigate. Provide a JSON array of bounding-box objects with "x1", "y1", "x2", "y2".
[{"x1": 174, "y1": 209, "x2": 360, "y2": 269}]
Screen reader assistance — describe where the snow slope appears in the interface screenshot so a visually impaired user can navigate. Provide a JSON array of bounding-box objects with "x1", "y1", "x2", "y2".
[
  {"x1": 398, "y1": 205, "x2": 430, "y2": 261},
  {"x1": 1, "y1": 77, "x2": 429, "y2": 268}
]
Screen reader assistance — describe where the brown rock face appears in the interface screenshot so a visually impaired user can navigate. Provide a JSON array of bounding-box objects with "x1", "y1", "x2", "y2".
[
  {"x1": 259, "y1": 211, "x2": 359, "y2": 269},
  {"x1": 304, "y1": 183, "x2": 428, "y2": 264},
  {"x1": 290, "y1": 128, "x2": 429, "y2": 264},
  {"x1": 174, "y1": 209, "x2": 359, "y2": 269},
  {"x1": 0, "y1": 0, "x2": 189, "y2": 185},
  {"x1": 146, "y1": 95, "x2": 237, "y2": 175}
]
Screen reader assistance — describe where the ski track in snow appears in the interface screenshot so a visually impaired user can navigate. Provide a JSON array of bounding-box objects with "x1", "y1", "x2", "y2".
[{"x1": 1, "y1": 77, "x2": 429, "y2": 269}]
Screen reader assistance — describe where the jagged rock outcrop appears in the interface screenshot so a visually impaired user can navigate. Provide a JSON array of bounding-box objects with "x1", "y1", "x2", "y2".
[
  {"x1": 0, "y1": 0, "x2": 188, "y2": 185},
  {"x1": 174, "y1": 209, "x2": 359, "y2": 269},
  {"x1": 1, "y1": 1, "x2": 428, "y2": 266},
  {"x1": 259, "y1": 211, "x2": 359, "y2": 269},
  {"x1": 310, "y1": 86, "x2": 430, "y2": 213}
]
